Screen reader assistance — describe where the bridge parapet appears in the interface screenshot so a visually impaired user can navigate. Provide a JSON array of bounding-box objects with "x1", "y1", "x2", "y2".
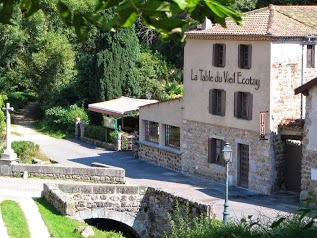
[{"x1": 43, "y1": 183, "x2": 213, "y2": 238}]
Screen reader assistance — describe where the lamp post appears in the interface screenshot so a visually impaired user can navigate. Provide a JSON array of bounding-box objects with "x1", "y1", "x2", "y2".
[{"x1": 222, "y1": 142, "x2": 232, "y2": 225}]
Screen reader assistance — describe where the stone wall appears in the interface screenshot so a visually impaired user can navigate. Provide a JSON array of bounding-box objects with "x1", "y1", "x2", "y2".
[
  {"x1": 301, "y1": 95, "x2": 317, "y2": 199},
  {"x1": 272, "y1": 133, "x2": 286, "y2": 191},
  {"x1": 0, "y1": 164, "x2": 125, "y2": 184},
  {"x1": 182, "y1": 119, "x2": 272, "y2": 194},
  {"x1": 138, "y1": 143, "x2": 182, "y2": 172},
  {"x1": 43, "y1": 183, "x2": 213, "y2": 238},
  {"x1": 271, "y1": 51, "x2": 316, "y2": 130}
]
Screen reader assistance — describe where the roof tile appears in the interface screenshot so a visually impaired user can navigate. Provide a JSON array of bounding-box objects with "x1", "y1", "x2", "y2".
[{"x1": 187, "y1": 5, "x2": 317, "y2": 37}]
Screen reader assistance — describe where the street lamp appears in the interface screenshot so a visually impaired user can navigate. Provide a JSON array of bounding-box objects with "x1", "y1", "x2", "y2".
[{"x1": 222, "y1": 142, "x2": 232, "y2": 225}]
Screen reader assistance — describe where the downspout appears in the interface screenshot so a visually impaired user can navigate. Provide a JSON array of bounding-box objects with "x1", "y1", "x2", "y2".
[{"x1": 301, "y1": 43, "x2": 304, "y2": 119}]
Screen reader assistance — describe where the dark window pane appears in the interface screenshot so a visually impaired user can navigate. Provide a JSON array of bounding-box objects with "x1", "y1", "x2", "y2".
[
  {"x1": 145, "y1": 121, "x2": 159, "y2": 143},
  {"x1": 165, "y1": 125, "x2": 180, "y2": 149}
]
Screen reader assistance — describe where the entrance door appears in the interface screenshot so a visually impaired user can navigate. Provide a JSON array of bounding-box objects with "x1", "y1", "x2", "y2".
[
  {"x1": 285, "y1": 141, "x2": 302, "y2": 193},
  {"x1": 239, "y1": 144, "x2": 249, "y2": 188}
]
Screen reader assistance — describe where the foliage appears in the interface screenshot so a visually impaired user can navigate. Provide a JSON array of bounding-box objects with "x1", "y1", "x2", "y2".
[
  {"x1": 166, "y1": 197, "x2": 317, "y2": 238},
  {"x1": 134, "y1": 47, "x2": 183, "y2": 100},
  {"x1": 20, "y1": 10, "x2": 76, "y2": 103},
  {"x1": 85, "y1": 125, "x2": 106, "y2": 142},
  {"x1": 8, "y1": 91, "x2": 36, "y2": 112},
  {"x1": 7, "y1": 140, "x2": 49, "y2": 164},
  {"x1": 0, "y1": 200, "x2": 31, "y2": 238},
  {"x1": 36, "y1": 198, "x2": 124, "y2": 238},
  {"x1": 85, "y1": 125, "x2": 117, "y2": 144},
  {"x1": 44, "y1": 104, "x2": 89, "y2": 132},
  {"x1": 0, "y1": 94, "x2": 7, "y2": 134},
  {"x1": 0, "y1": 0, "x2": 244, "y2": 43}
]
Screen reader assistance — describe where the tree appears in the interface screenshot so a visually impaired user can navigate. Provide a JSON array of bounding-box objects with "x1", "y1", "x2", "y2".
[{"x1": 0, "y1": 0, "x2": 244, "y2": 43}]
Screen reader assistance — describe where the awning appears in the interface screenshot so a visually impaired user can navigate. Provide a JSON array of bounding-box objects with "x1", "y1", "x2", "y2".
[{"x1": 88, "y1": 97, "x2": 158, "y2": 117}]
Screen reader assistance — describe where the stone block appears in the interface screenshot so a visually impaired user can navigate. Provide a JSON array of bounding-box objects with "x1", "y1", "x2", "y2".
[
  {"x1": 92, "y1": 185, "x2": 116, "y2": 194},
  {"x1": 0, "y1": 165, "x2": 11, "y2": 176},
  {"x1": 116, "y1": 185, "x2": 139, "y2": 194}
]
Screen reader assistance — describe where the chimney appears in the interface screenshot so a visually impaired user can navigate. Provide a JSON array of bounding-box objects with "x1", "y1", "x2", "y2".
[{"x1": 202, "y1": 17, "x2": 212, "y2": 30}]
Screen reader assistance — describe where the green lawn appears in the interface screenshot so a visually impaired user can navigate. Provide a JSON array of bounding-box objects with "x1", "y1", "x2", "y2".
[
  {"x1": 36, "y1": 198, "x2": 124, "y2": 238},
  {"x1": 0, "y1": 200, "x2": 31, "y2": 238}
]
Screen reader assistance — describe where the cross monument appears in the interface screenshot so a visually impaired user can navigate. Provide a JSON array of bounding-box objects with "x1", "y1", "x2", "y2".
[{"x1": 0, "y1": 102, "x2": 18, "y2": 165}]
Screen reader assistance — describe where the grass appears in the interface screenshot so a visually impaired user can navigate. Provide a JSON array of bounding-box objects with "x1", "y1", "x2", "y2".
[
  {"x1": 0, "y1": 200, "x2": 31, "y2": 238},
  {"x1": 36, "y1": 198, "x2": 124, "y2": 238}
]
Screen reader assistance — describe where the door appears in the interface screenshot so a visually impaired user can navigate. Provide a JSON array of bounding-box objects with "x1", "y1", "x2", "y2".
[
  {"x1": 285, "y1": 141, "x2": 302, "y2": 193},
  {"x1": 239, "y1": 144, "x2": 249, "y2": 188}
]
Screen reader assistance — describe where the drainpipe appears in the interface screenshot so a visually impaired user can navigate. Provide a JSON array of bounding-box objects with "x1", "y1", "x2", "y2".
[{"x1": 301, "y1": 43, "x2": 304, "y2": 118}]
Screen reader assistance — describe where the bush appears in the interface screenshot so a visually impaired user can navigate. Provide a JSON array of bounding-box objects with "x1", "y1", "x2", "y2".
[
  {"x1": 44, "y1": 104, "x2": 89, "y2": 133},
  {"x1": 10, "y1": 141, "x2": 48, "y2": 164},
  {"x1": 85, "y1": 126, "x2": 116, "y2": 144},
  {"x1": 85, "y1": 125, "x2": 106, "y2": 142},
  {"x1": 166, "y1": 199, "x2": 317, "y2": 238}
]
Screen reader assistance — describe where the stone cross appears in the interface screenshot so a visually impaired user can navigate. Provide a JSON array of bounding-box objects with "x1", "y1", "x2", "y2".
[{"x1": 0, "y1": 102, "x2": 17, "y2": 164}]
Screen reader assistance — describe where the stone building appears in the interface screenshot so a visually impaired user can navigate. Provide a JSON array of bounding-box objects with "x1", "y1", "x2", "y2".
[
  {"x1": 138, "y1": 5, "x2": 317, "y2": 194},
  {"x1": 295, "y1": 77, "x2": 317, "y2": 199}
]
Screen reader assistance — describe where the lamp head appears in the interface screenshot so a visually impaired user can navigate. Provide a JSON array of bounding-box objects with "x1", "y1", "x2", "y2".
[{"x1": 222, "y1": 142, "x2": 232, "y2": 163}]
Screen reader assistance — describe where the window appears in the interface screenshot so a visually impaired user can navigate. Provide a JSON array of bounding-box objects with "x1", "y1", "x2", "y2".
[
  {"x1": 145, "y1": 121, "x2": 159, "y2": 143},
  {"x1": 165, "y1": 125, "x2": 180, "y2": 149},
  {"x1": 238, "y1": 44, "x2": 252, "y2": 69},
  {"x1": 209, "y1": 89, "x2": 226, "y2": 116},
  {"x1": 307, "y1": 45, "x2": 315, "y2": 68},
  {"x1": 208, "y1": 138, "x2": 225, "y2": 166},
  {"x1": 213, "y1": 44, "x2": 226, "y2": 67},
  {"x1": 234, "y1": 92, "x2": 253, "y2": 120}
]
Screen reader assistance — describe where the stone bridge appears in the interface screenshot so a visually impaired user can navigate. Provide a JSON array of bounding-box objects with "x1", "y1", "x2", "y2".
[{"x1": 43, "y1": 183, "x2": 213, "y2": 238}]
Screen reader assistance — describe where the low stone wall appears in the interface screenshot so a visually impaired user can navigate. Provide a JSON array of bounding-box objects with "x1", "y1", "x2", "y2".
[
  {"x1": 138, "y1": 143, "x2": 182, "y2": 172},
  {"x1": 43, "y1": 183, "x2": 213, "y2": 238},
  {"x1": 81, "y1": 137, "x2": 117, "y2": 151},
  {"x1": 0, "y1": 164, "x2": 125, "y2": 184}
]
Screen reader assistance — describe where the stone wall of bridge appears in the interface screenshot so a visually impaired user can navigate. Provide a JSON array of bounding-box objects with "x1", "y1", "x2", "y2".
[{"x1": 43, "y1": 183, "x2": 213, "y2": 238}]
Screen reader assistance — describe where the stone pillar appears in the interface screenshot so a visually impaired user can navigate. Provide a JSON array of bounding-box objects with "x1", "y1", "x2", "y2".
[
  {"x1": 75, "y1": 117, "x2": 81, "y2": 137},
  {"x1": 0, "y1": 102, "x2": 18, "y2": 165},
  {"x1": 80, "y1": 120, "x2": 86, "y2": 138}
]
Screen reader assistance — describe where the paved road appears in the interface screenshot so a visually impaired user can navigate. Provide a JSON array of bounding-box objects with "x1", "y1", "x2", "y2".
[{"x1": 10, "y1": 119, "x2": 301, "y2": 223}]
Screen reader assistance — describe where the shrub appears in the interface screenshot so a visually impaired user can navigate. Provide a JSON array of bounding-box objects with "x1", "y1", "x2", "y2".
[
  {"x1": 85, "y1": 125, "x2": 106, "y2": 142},
  {"x1": 44, "y1": 104, "x2": 89, "y2": 133},
  {"x1": 10, "y1": 141, "x2": 48, "y2": 164}
]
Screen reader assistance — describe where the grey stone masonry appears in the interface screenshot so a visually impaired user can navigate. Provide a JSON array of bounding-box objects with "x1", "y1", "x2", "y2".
[
  {"x1": 138, "y1": 143, "x2": 182, "y2": 172},
  {"x1": 43, "y1": 183, "x2": 213, "y2": 238},
  {"x1": 0, "y1": 164, "x2": 125, "y2": 184},
  {"x1": 301, "y1": 95, "x2": 317, "y2": 199},
  {"x1": 182, "y1": 119, "x2": 273, "y2": 194}
]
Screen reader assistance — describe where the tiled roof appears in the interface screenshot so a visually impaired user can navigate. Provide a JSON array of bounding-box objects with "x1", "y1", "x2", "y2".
[
  {"x1": 279, "y1": 118, "x2": 305, "y2": 131},
  {"x1": 187, "y1": 5, "x2": 317, "y2": 37}
]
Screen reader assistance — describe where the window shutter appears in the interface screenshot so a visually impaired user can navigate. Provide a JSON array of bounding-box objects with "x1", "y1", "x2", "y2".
[
  {"x1": 209, "y1": 89, "x2": 213, "y2": 114},
  {"x1": 247, "y1": 93, "x2": 253, "y2": 120},
  {"x1": 222, "y1": 44, "x2": 226, "y2": 67},
  {"x1": 221, "y1": 90, "x2": 226, "y2": 116},
  {"x1": 212, "y1": 89, "x2": 217, "y2": 114},
  {"x1": 247, "y1": 45, "x2": 252, "y2": 69},
  {"x1": 234, "y1": 92, "x2": 241, "y2": 118},
  {"x1": 212, "y1": 44, "x2": 216, "y2": 66},
  {"x1": 220, "y1": 140, "x2": 226, "y2": 166},
  {"x1": 238, "y1": 45, "x2": 242, "y2": 68},
  {"x1": 208, "y1": 138, "x2": 215, "y2": 163}
]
